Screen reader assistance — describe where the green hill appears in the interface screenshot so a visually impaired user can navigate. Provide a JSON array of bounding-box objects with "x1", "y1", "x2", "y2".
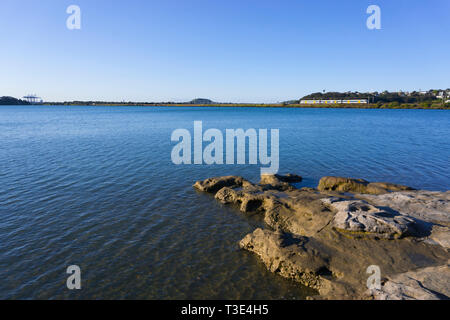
[{"x1": 189, "y1": 98, "x2": 214, "y2": 104}]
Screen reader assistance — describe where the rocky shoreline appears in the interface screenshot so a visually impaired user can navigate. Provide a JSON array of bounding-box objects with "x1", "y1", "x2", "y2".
[{"x1": 193, "y1": 174, "x2": 450, "y2": 300}]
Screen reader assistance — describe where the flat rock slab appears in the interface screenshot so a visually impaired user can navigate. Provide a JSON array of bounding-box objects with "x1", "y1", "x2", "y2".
[
  {"x1": 322, "y1": 199, "x2": 415, "y2": 239},
  {"x1": 368, "y1": 262, "x2": 450, "y2": 300},
  {"x1": 360, "y1": 191, "x2": 450, "y2": 223},
  {"x1": 359, "y1": 191, "x2": 450, "y2": 248}
]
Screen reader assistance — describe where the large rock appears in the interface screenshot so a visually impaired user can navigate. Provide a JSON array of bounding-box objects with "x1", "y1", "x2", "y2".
[
  {"x1": 318, "y1": 177, "x2": 370, "y2": 193},
  {"x1": 239, "y1": 224, "x2": 449, "y2": 300},
  {"x1": 215, "y1": 187, "x2": 267, "y2": 213},
  {"x1": 213, "y1": 182, "x2": 334, "y2": 236},
  {"x1": 323, "y1": 199, "x2": 415, "y2": 239},
  {"x1": 194, "y1": 174, "x2": 450, "y2": 299},
  {"x1": 214, "y1": 187, "x2": 240, "y2": 204},
  {"x1": 239, "y1": 228, "x2": 329, "y2": 290},
  {"x1": 317, "y1": 176, "x2": 414, "y2": 195},
  {"x1": 260, "y1": 174, "x2": 302, "y2": 191},
  {"x1": 263, "y1": 192, "x2": 335, "y2": 237},
  {"x1": 193, "y1": 176, "x2": 247, "y2": 193}
]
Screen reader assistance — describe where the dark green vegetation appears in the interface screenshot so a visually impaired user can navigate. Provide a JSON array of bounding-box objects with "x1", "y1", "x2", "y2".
[
  {"x1": 0, "y1": 96, "x2": 30, "y2": 105},
  {"x1": 301, "y1": 90, "x2": 441, "y2": 104},
  {"x1": 189, "y1": 98, "x2": 214, "y2": 104},
  {"x1": 292, "y1": 102, "x2": 450, "y2": 109},
  {"x1": 297, "y1": 89, "x2": 450, "y2": 109}
]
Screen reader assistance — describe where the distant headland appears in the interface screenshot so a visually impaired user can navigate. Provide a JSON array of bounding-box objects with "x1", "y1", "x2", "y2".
[{"x1": 2, "y1": 90, "x2": 449, "y2": 109}]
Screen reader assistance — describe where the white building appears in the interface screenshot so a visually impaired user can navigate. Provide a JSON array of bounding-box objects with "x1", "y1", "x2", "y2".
[{"x1": 300, "y1": 99, "x2": 368, "y2": 104}]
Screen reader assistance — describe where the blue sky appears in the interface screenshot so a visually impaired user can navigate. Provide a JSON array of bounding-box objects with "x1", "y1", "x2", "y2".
[{"x1": 0, "y1": 0, "x2": 449, "y2": 103}]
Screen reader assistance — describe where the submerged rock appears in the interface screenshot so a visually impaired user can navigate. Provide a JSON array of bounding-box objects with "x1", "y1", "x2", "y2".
[
  {"x1": 260, "y1": 173, "x2": 302, "y2": 191},
  {"x1": 193, "y1": 176, "x2": 247, "y2": 193},
  {"x1": 194, "y1": 173, "x2": 450, "y2": 299}
]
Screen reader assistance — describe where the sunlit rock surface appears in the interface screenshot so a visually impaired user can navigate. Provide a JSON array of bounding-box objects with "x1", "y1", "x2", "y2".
[
  {"x1": 368, "y1": 262, "x2": 450, "y2": 300},
  {"x1": 194, "y1": 174, "x2": 450, "y2": 300},
  {"x1": 318, "y1": 176, "x2": 414, "y2": 194}
]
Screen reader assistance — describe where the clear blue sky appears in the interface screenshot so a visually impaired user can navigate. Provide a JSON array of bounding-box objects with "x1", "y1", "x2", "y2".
[{"x1": 1, "y1": 0, "x2": 449, "y2": 103}]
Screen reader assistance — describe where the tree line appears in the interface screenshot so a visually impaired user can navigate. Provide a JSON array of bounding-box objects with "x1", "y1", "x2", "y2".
[
  {"x1": 300, "y1": 90, "x2": 447, "y2": 104},
  {"x1": 0, "y1": 96, "x2": 30, "y2": 105}
]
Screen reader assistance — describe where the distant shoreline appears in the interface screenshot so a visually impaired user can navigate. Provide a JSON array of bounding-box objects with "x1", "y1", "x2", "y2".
[
  {"x1": 3, "y1": 90, "x2": 449, "y2": 109},
  {"x1": 34, "y1": 103, "x2": 450, "y2": 110}
]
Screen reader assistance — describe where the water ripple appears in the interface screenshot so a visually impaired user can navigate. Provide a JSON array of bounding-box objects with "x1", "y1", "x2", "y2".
[{"x1": 0, "y1": 106, "x2": 448, "y2": 299}]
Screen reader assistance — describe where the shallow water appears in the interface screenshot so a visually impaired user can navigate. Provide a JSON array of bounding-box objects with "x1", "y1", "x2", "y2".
[{"x1": 0, "y1": 105, "x2": 449, "y2": 299}]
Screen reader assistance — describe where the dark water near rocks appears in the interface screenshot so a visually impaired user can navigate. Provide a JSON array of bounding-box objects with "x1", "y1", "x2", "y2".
[{"x1": 0, "y1": 105, "x2": 449, "y2": 299}]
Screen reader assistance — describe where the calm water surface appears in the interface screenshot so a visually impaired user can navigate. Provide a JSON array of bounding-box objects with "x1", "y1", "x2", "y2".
[{"x1": 0, "y1": 105, "x2": 449, "y2": 299}]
